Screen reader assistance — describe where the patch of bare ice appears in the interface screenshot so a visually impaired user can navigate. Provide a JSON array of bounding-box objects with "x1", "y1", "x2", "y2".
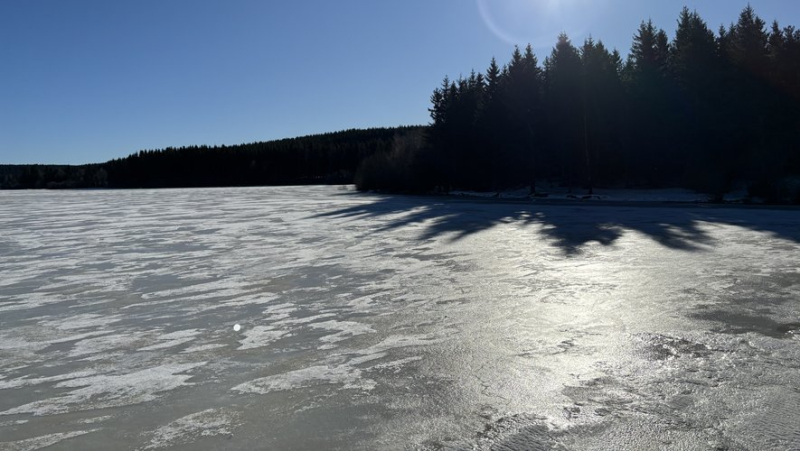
[
  {"x1": 139, "y1": 329, "x2": 201, "y2": 351},
  {"x1": 0, "y1": 429, "x2": 98, "y2": 450},
  {"x1": 181, "y1": 343, "x2": 227, "y2": 354},
  {"x1": 310, "y1": 320, "x2": 375, "y2": 346},
  {"x1": 357, "y1": 334, "x2": 441, "y2": 356},
  {"x1": 345, "y1": 335, "x2": 438, "y2": 367},
  {"x1": 140, "y1": 408, "x2": 239, "y2": 450},
  {"x1": 237, "y1": 326, "x2": 289, "y2": 350},
  {"x1": 38, "y1": 314, "x2": 123, "y2": 331},
  {"x1": 232, "y1": 334, "x2": 436, "y2": 397},
  {"x1": 214, "y1": 293, "x2": 279, "y2": 309},
  {"x1": 271, "y1": 313, "x2": 337, "y2": 327},
  {"x1": 371, "y1": 356, "x2": 424, "y2": 372},
  {"x1": 78, "y1": 415, "x2": 113, "y2": 424},
  {"x1": 262, "y1": 303, "x2": 297, "y2": 321},
  {"x1": 0, "y1": 330, "x2": 113, "y2": 354},
  {"x1": 0, "y1": 370, "x2": 97, "y2": 390},
  {"x1": 0, "y1": 419, "x2": 28, "y2": 427},
  {"x1": 345, "y1": 294, "x2": 377, "y2": 310},
  {"x1": 231, "y1": 365, "x2": 371, "y2": 395},
  {"x1": 0, "y1": 293, "x2": 71, "y2": 313},
  {"x1": 139, "y1": 278, "x2": 255, "y2": 302},
  {"x1": 138, "y1": 339, "x2": 195, "y2": 351},
  {"x1": 0, "y1": 362, "x2": 205, "y2": 416},
  {"x1": 68, "y1": 332, "x2": 144, "y2": 357},
  {"x1": 153, "y1": 329, "x2": 201, "y2": 340}
]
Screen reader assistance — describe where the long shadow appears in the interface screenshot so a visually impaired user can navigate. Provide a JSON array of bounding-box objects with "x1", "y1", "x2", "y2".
[{"x1": 313, "y1": 192, "x2": 800, "y2": 255}]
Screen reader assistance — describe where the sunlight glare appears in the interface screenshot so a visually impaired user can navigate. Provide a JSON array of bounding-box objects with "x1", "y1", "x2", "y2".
[{"x1": 476, "y1": 0, "x2": 605, "y2": 47}]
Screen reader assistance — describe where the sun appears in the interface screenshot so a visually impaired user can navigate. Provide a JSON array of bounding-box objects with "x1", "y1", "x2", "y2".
[{"x1": 476, "y1": 0, "x2": 600, "y2": 47}]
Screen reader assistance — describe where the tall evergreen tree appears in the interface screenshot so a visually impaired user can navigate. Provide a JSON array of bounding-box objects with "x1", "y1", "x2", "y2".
[
  {"x1": 545, "y1": 34, "x2": 584, "y2": 189},
  {"x1": 671, "y1": 7, "x2": 731, "y2": 193},
  {"x1": 625, "y1": 20, "x2": 678, "y2": 185},
  {"x1": 727, "y1": 5, "x2": 769, "y2": 77},
  {"x1": 581, "y1": 38, "x2": 624, "y2": 188},
  {"x1": 501, "y1": 45, "x2": 543, "y2": 189}
]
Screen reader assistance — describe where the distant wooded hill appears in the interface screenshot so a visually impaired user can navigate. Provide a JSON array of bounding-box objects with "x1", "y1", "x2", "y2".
[{"x1": 0, "y1": 126, "x2": 424, "y2": 189}]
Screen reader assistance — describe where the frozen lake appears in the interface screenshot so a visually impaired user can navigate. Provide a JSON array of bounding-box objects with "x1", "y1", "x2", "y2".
[{"x1": 1, "y1": 185, "x2": 799, "y2": 450}]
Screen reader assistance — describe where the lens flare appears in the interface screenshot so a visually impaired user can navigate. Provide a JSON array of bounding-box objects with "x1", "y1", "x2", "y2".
[{"x1": 476, "y1": 0, "x2": 603, "y2": 47}]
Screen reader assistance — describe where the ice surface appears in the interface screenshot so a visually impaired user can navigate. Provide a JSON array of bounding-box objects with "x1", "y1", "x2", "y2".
[
  {"x1": 0, "y1": 186, "x2": 798, "y2": 450},
  {"x1": 236, "y1": 326, "x2": 288, "y2": 350},
  {"x1": 141, "y1": 408, "x2": 239, "y2": 449},
  {"x1": 0, "y1": 429, "x2": 98, "y2": 450},
  {"x1": 310, "y1": 320, "x2": 376, "y2": 345},
  {"x1": 0, "y1": 362, "x2": 205, "y2": 416},
  {"x1": 139, "y1": 329, "x2": 201, "y2": 351},
  {"x1": 231, "y1": 364, "x2": 367, "y2": 394}
]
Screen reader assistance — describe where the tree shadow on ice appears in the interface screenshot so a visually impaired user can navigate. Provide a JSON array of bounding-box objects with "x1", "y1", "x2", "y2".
[{"x1": 313, "y1": 193, "x2": 800, "y2": 255}]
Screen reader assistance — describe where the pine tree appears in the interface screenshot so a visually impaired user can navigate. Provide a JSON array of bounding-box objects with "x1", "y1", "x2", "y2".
[
  {"x1": 481, "y1": 57, "x2": 506, "y2": 189},
  {"x1": 728, "y1": 5, "x2": 769, "y2": 77},
  {"x1": 498, "y1": 44, "x2": 543, "y2": 189},
  {"x1": 545, "y1": 34, "x2": 584, "y2": 189},
  {"x1": 581, "y1": 38, "x2": 625, "y2": 188},
  {"x1": 625, "y1": 20, "x2": 678, "y2": 185}
]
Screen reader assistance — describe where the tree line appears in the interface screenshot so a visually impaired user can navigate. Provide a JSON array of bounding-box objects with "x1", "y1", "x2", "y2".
[
  {"x1": 356, "y1": 6, "x2": 800, "y2": 203},
  {"x1": 0, "y1": 127, "x2": 424, "y2": 189},
  {"x1": 4, "y1": 6, "x2": 799, "y2": 203}
]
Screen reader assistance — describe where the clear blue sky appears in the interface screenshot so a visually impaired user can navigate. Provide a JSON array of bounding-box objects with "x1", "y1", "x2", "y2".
[{"x1": 2, "y1": 0, "x2": 799, "y2": 164}]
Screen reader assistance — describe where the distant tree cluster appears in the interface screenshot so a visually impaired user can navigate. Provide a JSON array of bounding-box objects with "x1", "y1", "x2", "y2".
[
  {"x1": 360, "y1": 6, "x2": 800, "y2": 202},
  {"x1": 0, "y1": 164, "x2": 107, "y2": 189},
  {"x1": 102, "y1": 127, "x2": 422, "y2": 188},
  {"x1": 1, "y1": 127, "x2": 423, "y2": 190}
]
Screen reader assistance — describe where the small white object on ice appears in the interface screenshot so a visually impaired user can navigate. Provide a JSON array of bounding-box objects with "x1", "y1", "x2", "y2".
[{"x1": 233, "y1": 324, "x2": 241, "y2": 332}]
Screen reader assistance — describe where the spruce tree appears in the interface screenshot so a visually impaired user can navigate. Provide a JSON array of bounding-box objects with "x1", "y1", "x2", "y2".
[{"x1": 545, "y1": 34, "x2": 584, "y2": 190}]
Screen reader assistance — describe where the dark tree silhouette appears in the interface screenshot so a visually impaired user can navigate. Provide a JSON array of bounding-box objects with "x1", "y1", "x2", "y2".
[
  {"x1": 405, "y1": 5, "x2": 800, "y2": 203},
  {"x1": 1, "y1": 127, "x2": 425, "y2": 190}
]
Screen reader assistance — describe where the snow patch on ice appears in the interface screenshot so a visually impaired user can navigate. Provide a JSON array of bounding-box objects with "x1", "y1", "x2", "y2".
[
  {"x1": 262, "y1": 303, "x2": 297, "y2": 321},
  {"x1": 141, "y1": 408, "x2": 239, "y2": 450},
  {"x1": 371, "y1": 356, "x2": 423, "y2": 371},
  {"x1": 450, "y1": 187, "x2": 714, "y2": 203},
  {"x1": 0, "y1": 369, "x2": 97, "y2": 390},
  {"x1": 139, "y1": 329, "x2": 201, "y2": 351},
  {"x1": 231, "y1": 365, "x2": 371, "y2": 395},
  {"x1": 0, "y1": 293, "x2": 72, "y2": 313},
  {"x1": 237, "y1": 326, "x2": 289, "y2": 350},
  {"x1": 0, "y1": 362, "x2": 205, "y2": 416},
  {"x1": 78, "y1": 415, "x2": 113, "y2": 424},
  {"x1": 0, "y1": 330, "x2": 113, "y2": 354},
  {"x1": 0, "y1": 419, "x2": 28, "y2": 427},
  {"x1": 182, "y1": 343, "x2": 227, "y2": 354},
  {"x1": 139, "y1": 338, "x2": 195, "y2": 351},
  {"x1": 68, "y1": 332, "x2": 144, "y2": 357},
  {"x1": 272, "y1": 313, "x2": 337, "y2": 327},
  {"x1": 0, "y1": 429, "x2": 98, "y2": 450},
  {"x1": 310, "y1": 320, "x2": 375, "y2": 346},
  {"x1": 357, "y1": 334, "x2": 441, "y2": 356},
  {"x1": 345, "y1": 295, "x2": 378, "y2": 310},
  {"x1": 232, "y1": 334, "x2": 435, "y2": 397},
  {"x1": 38, "y1": 313, "x2": 123, "y2": 331},
  {"x1": 156, "y1": 329, "x2": 200, "y2": 340}
]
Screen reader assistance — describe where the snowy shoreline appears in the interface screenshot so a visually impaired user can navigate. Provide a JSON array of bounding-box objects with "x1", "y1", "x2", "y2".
[
  {"x1": 4, "y1": 184, "x2": 799, "y2": 210},
  {"x1": 438, "y1": 186, "x2": 800, "y2": 209}
]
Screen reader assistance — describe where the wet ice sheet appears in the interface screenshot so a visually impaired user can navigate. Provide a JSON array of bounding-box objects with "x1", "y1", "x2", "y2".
[{"x1": 0, "y1": 186, "x2": 799, "y2": 450}]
